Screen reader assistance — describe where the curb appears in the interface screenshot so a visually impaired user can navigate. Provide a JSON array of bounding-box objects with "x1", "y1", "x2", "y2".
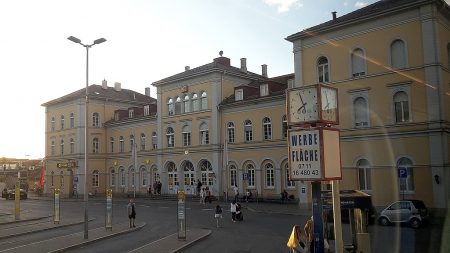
[
  {"x1": 0, "y1": 215, "x2": 52, "y2": 226},
  {"x1": 49, "y1": 223, "x2": 146, "y2": 253},
  {"x1": 171, "y1": 229, "x2": 212, "y2": 253}
]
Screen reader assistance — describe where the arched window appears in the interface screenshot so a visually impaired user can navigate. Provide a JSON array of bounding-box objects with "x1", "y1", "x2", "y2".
[
  {"x1": 167, "y1": 98, "x2": 174, "y2": 115},
  {"x1": 120, "y1": 167, "x2": 126, "y2": 186},
  {"x1": 51, "y1": 140, "x2": 55, "y2": 155},
  {"x1": 175, "y1": 96, "x2": 182, "y2": 114},
  {"x1": 167, "y1": 162, "x2": 179, "y2": 186},
  {"x1": 92, "y1": 170, "x2": 99, "y2": 187},
  {"x1": 230, "y1": 164, "x2": 237, "y2": 187},
  {"x1": 398, "y1": 157, "x2": 414, "y2": 191},
  {"x1": 152, "y1": 132, "x2": 157, "y2": 149},
  {"x1": 60, "y1": 139, "x2": 64, "y2": 156},
  {"x1": 357, "y1": 159, "x2": 371, "y2": 191},
  {"x1": 183, "y1": 161, "x2": 195, "y2": 186},
  {"x1": 184, "y1": 95, "x2": 190, "y2": 113},
  {"x1": 317, "y1": 56, "x2": 329, "y2": 83},
  {"x1": 354, "y1": 97, "x2": 369, "y2": 127},
  {"x1": 246, "y1": 163, "x2": 255, "y2": 187},
  {"x1": 130, "y1": 167, "x2": 135, "y2": 187},
  {"x1": 93, "y1": 137, "x2": 99, "y2": 153},
  {"x1": 119, "y1": 136, "x2": 124, "y2": 152},
  {"x1": 391, "y1": 39, "x2": 407, "y2": 69},
  {"x1": 244, "y1": 120, "x2": 253, "y2": 142},
  {"x1": 140, "y1": 133, "x2": 146, "y2": 150},
  {"x1": 60, "y1": 115, "x2": 65, "y2": 130},
  {"x1": 201, "y1": 91, "x2": 207, "y2": 110},
  {"x1": 130, "y1": 135, "x2": 135, "y2": 152},
  {"x1": 70, "y1": 138, "x2": 75, "y2": 153},
  {"x1": 51, "y1": 117, "x2": 55, "y2": 132},
  {"x1": 192, "y1": 93, "x2": 199, "y2": 111},
  {"x1": 282, "y1": 115, "x2": 288, "y2": 139},
  {"x1": 265, "y1": 163, "x2": 274, "y2": 187},
  {"x1": 284, "y1": 162, "x2": 295, "y2": 188},
  {"x1": 351, "y1": 48, "x2": 366, "y2": 77},
  {"x1": 227, "y1": 122, "x2": 235, "y2": 143},
  {"x1": 92, "y1": 112, "x2": 100, "y2": 127},
  {"x1": 182, "y1": 125, "x2": 191, "y2": 146},
  {"x1": 263, "y1": 117, "x2": 272, "y2": 140},
  {"x1": 70, "y1": 113, "x2": 75, "y2": 128},
  {"x1": 110, "y1": 137, "x2": 114, "y2": 153},
  {"x1": 166, "y1": 127, "x2": 174, "y2": 147},
  {"x1": 200, "y1": 122, "x2": 209, "y2": 145},
  {"x1": 110, "y1": 169, "x2": 116, "y2": 186},
  {"x1": 394, "y1": 91, "x2": 409, "y2": 123},
  {"x1": 200, "y1": 160, "x2": 213, "y2": 186},
  {"x1": 141, "y1": 166, "x2": 148, "y2": 186}
]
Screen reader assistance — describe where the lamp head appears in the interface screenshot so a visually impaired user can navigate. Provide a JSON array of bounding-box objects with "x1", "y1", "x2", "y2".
[
  {"x1": 67, "y1": 36, "x2": 81, "y2": 44},
  {"x1": 93, "y1": 38, "x2": 107, "y2": 45}
]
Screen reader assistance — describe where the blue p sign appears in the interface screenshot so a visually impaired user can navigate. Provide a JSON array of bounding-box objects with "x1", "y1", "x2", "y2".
[{"x1": 398, "y1": 167, "x2": 407, "y2": 178}]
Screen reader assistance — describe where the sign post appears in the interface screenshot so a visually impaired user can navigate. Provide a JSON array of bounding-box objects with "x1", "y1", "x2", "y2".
[
  {"x1": 177, "y1": 190, "x2": 186, "y2": 241},
  {"x1": 14, "y1": 181, "x2": 20, "y2": 220},
  {"x1": 398, "y1": 167, "x2": 407, "y2": 200},
  {"x1": 54, "y1": 188, "x2": 60, "y2": 224},
  {"x1": 105, "y1": 189, "x2": 113, "y2": 231}
]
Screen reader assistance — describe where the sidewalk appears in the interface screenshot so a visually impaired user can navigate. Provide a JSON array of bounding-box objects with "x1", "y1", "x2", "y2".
[{"x1": 240, "y1": 201, "x2": 312, "y2": 216}]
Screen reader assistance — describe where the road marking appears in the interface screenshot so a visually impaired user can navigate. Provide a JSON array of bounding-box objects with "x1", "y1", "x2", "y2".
[
  {"x1": 202, "y1": 208, "x2": 214, "y2": 211},
  {"x1": 159, "y1": 207, "x2": 169, "y2": 209}
]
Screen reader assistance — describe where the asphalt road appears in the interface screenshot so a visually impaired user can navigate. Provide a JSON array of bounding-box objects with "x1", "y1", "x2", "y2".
[{"x1": 0, "y1": 198, "x2": 444, "y2": 253}]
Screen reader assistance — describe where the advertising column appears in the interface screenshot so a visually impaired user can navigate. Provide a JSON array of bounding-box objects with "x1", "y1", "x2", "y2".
[{"x1": 105, "y1": 189, "x2": 113, "y2": 230}]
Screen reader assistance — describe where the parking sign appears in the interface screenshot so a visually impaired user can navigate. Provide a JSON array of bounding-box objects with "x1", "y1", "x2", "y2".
[{"x1": 398, "y1": 167, "x2": 407, "y2": 178}]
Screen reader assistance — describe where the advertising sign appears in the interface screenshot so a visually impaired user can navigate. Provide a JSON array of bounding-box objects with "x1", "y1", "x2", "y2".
[
  {"x1": 288, "y1": 128, "x2": 341, "y2": 181},
  {"x1": 177, "y1": 190, "x2": 186, "y2": 240},
  {"x1": 105, "y1": 189, "x2": 113, "y2": 230},
  {"x1": 54, "y1": 188, "x2": 60, "y2": 224}
]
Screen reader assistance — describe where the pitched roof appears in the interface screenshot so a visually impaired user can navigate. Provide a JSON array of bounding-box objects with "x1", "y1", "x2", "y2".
[
  {"x1": 42, "y1": 84, "x2": 156, "y2": 107},
  {"x1": 152, "y1": 57, "x2": 266, "y2": 86},
  {"x1": 286, "y1": 0, "x2": 445, "y2": 41}
]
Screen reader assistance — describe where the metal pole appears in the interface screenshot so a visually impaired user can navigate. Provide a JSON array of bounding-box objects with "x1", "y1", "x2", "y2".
[
  {"x1": 312, "y1": 181, "x2": 324, "y2": 253},
  {"x1": 332, "y1": 180, "x2": 343, "y2": 253},
  {"x1": 84, "y1": 45, "x2": 89, "y2": 240}
]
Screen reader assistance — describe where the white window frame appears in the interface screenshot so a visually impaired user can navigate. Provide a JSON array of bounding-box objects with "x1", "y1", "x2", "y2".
[
  {"x1": 230, "y1": 164, "x2": 237, "y2": 187},
  {"x1": 93, "y1": 137, "x2": 99, "y2": 153},
  {"x1": 167, "y1": 98, "x2": 174, "y2": 116},
  {"x1": 92, "y1": 170, "x2": 99, "y2": 187},
  {"x1": 200, "y1": 122, "x2": 209, "y2": 145},
  {"x1": 60, "y1": 115, "x2": 65, "y2": 130},
  {"x1": 140, "y1": 133, "x2": 146, "y2": 151},
  {"x1": 235, "y1": 89, "x2": 243, "y2": 101},
  {"x1": 166, "y1": 127, "x2": 175, "y2": 148},
  {"x1": 92, "y1": 112, "x2": 100, "y2": 127},
  {"x1": 265, "y1": 163, "x2": 274, "y2": 188},
  {"x1": 70, "y1": 138, "x2": 75, "y2": 153},
  {"x1": 246, "y1": 164, "x2": 255, "y2": 188},
  {"x1": 349, "y1": 89, "x2": 370, "y2": 128},
  {"x1": 351, "y1": 48, "x2": 366, "y2": 77},
  {"x1": 182, "y1": 125, "x2": 191, "y2": 146},
  {"x1": 357, "y1": 159, "x2": 372, "y2": 191},
  {"x1": 144, "y1": 105, "x2": 150, "y2": 116},
  {"x1": 263, "y1": 117, "x2": 272, "y2": 140},
  {"x1": 227, "y1": 122, "x2": 235, "y2": 143},
  {"x1": 70, "y1": 113, "x2": 75, "y2": 128},
  {"x1": 129, "y1": 109, "x2": 134, "y2": 118},
  {"x1": 260, "y1": 83, "x2": 269, "y2": 97},
  {"x1": 317, "y1": 56, "x2": 330, "y2": 83},
  {"x1": 119, "y1": 136, "x2": 124, "y2": 152},
  {"x1": 201, "y1": 91, "x2": 207, "y2": 110},
  {"x1": 244, "y1": 120, "x2": 253, "y2": 142},
  {"x1": 152, "y1": 132, "x2": 157, "y2": 149},
  {"x1": 192, "y1": 93, "x2": 199, "y2": 111},
  {"x1": 184, "y1": 95, "x2": 191, "y2": 113}
]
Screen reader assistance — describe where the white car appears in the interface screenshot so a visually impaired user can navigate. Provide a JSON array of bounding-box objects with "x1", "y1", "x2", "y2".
[{"x1": 378, "y1": 200, "x2": 428, "y2": 228}]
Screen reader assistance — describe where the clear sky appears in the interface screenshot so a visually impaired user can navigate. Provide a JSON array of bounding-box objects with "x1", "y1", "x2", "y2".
[{"x1": 0, "y1": 0, "x2": 379, "y2": 160}]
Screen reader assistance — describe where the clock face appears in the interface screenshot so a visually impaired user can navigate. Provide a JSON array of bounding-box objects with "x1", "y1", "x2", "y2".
[
  {"x1": 288, "y1": 87, "x2": 318, "y2": 123},
  {"x1": 320, "y1": 86, "x2": 338, "y2": 122}
]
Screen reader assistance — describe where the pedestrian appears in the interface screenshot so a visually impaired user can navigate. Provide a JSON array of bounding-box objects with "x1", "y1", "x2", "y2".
[
  {"x1": 127, "y1": 199, "x2": 137, "y2": 228},
  {"x1": 244, "y1": 189, "x2": 252, "y2": 202},
  {"x1": 233, "y1": 184, "x2": 239, "y2": 202},
  {"x1": 304, "y1": 216, "x2": 314, "y2": 253},
  {"x1": 200, "y1": 188, "x2": 205, "y2": 205},
  {"x1": 281, "y1": 189, "x2": 288, "y2": 204},
  {"x1": 206, "y1": 187, "x2": 212, "y2": 203},
  {"x1": 196, "y1": 179, "x2": 203, "y2": 196},
  {"x1": 157, "y1": 181, "x2": 162, "y2": 195},
  {"x1": 287, "y1": 225, "x2": 307, "y2": 253},
  {"x1": 214, "y1": 204, "x2": 223, "y2": 228},
  {"x1": 230, "y1": 200, "x2": 237, "y2": 222}
]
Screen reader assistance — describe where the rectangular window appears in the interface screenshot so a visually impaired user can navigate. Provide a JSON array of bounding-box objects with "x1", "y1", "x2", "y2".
[
  {"x1": 395, "y1": 101, "x2": 409, "y2": 123},
  {"x1": 129, "y1": 110, "x2": 134, "y2": 118},
  {"x1": 200, "y1": 130, "x2": 209, "y2": 145},
  {"x1": 235, "y1": 89, "x2": 243, "y2": 101},
  {"x1": 144, "y1": 105, "x2": 150, "y2": 116},
  {"x1": 260, "y1": 84, "x2": 269, "y2": 96},
  {"x1": 183, "y1": 133, "x2": 191, "y2": 146},
  {"x1": 92, "y1": 173, "x2": 99, "y2": 187},
  {"x1": 230, "y1": 170, "x2": 237, "y2": 187},
  {"x1": 266, "y1": 169, "x2": 274, "y2": 187},
  {"x1": 248, "y1": 169, "x2": 255, "y2": 187}
]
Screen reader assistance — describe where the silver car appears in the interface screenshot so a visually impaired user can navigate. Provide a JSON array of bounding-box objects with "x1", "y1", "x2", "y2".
[{"x1": 378, "y1": 200, "x2": 428, "y2": 228}]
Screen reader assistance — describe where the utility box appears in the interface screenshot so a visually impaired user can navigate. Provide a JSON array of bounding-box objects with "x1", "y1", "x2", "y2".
[{"x1": 356, "y1": 233, "x2": 371, "y2": 253}]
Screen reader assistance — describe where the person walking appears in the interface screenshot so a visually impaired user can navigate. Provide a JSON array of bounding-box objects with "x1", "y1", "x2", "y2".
[
  {"x1": 196, "y1": 179, "x2": 203, "y2": 196},
  {"x1": 232, "y1": 184, "x2": 239, "y2": 202},
  {"x1": 230, "y1": 200, "x2": 237, "y2": 222},
  {"x1": 127, "y1": 199, "x2": 137, "y2": 228},
  {"x1": 200, "y1": 188, "x2": 205, "y2": 205},
  {"x1": 304, "y1": 216, "x2": 314, "y2": 253},
  {"x1": 214, "y1": 204, "x2": 223, "y2": 228}
]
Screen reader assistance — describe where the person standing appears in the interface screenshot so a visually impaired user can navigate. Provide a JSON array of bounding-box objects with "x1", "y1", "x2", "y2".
[
  {"x1": 230, "y1": 200, "x2": 237, "y2": 222},
  {"x1": 196, "y1": 179, "x2": 203, "y2": 196},
  {"x1": 127, "y1": 199, "x2": 137, "y2": 228},
  {"x1": 233, "y1": 184, "x2": 239, "y2": 202},
  {"x1": 200, "y1": 188, "x2": 205, "y2": 205},
  {"x1": 214, "y1": 204, "x2": 223, "y2": 228},
  {"x1": 304, "y1": 216, "x2": 314, "y2": 253}
]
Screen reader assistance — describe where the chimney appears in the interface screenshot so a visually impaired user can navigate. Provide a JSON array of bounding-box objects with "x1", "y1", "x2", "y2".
[
  {"x1": 185, "y1": 66, "x2": 190, "y2": 71},
  {"x1": 102, "y1": 79, "x2": 108, "y2": 89},
  {"x1": 332, "y1": 11, "x2": 337, "y2": 20},
  {"x1": 145, "y1": 87, "x2": 151, "y2": 96},
  {"x1": 262, "y1": 64, "x2": 268, "y2": 78},
  {"x1": 240, "y1": 58, "x2": 247, "y2": 72},
  {"x1": 114, "y1": 82, "x2": 121, "y2": 91}
]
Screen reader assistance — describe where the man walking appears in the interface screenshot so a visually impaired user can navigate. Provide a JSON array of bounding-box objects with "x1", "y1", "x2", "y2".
[{"x1": 127, "y1": 199, "x2": 137, "y2": 228}]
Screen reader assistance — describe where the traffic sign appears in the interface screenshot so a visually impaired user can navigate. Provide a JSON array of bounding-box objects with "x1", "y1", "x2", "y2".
[{"x1": 398, "y1": 167, "x2": 408, "y2": 178}]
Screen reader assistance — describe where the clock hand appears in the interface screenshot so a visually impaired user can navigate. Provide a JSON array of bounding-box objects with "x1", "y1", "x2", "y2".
[{"x1": 297, "y1": 102, "x2": 307, "y2": 114}]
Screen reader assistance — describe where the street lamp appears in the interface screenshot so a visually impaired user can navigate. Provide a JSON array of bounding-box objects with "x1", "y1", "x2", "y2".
[{"x1": 67, "y1": 35, "x2": 106, "y2": 239}]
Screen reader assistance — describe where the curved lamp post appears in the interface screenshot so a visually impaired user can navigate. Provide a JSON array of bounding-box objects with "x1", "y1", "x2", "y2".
[{"x1": 67, "y1": 36, "x2": 106, "y2": 239}]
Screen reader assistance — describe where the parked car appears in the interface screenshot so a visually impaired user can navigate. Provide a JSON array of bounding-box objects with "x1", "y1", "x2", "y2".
[
  {"x1": 378, "y1": 200, "x2": 429, "y2": 228},
  {"x1": 3, "y1": 189, "x2": 28, "y2": 200}
]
